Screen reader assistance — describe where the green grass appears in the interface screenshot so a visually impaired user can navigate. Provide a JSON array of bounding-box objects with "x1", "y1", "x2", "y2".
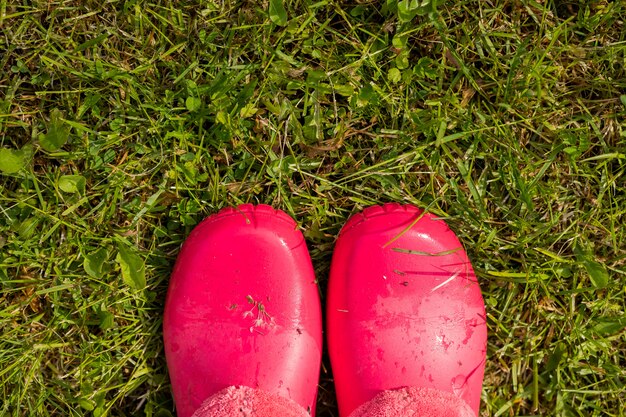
[{"x1": 1, "y1": 0, "x2": 625, "y2": 416}]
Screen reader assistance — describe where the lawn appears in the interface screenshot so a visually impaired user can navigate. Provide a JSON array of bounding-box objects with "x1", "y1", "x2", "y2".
[{"x1": 1, "y1": 0, "x2": 625, "y2": 416}]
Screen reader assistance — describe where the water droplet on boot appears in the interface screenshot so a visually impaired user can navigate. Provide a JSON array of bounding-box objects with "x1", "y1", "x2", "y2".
[{"x1": 452, "y1": 374, "x2": 468, "y2": 397}]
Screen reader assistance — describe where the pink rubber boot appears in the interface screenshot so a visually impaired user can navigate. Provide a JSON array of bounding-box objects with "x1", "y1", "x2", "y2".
[
  {"x1": 164, "y1": 204, "x2": 322, "y2": 417},
  {"x1": 327, "y1": 204, "x2": 487, "y2": 417}
]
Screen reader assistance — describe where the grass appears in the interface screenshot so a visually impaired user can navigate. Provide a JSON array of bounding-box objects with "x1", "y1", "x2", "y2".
[{"x1": 1, "y1": 0, "x2": 625, "y2": 415}]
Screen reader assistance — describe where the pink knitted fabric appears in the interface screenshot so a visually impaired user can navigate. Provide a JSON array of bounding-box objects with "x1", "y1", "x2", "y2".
[
  {"x1": 348, "y1": 386, "x2": 476, "y2": 417},
  {"x1": 190, "y1": 385, "x2": 309, "y2": 417}
]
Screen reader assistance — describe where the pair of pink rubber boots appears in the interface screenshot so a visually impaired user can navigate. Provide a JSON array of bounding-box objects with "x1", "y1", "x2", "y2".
[{"x1": 163, "y1": 204, "x2": 487, "y2": 417}]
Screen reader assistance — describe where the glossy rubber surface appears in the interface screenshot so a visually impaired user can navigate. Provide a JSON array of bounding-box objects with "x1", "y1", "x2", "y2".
[
  {"x1": 327, "y1": 204, "x2": 487, "y2": 417},
  {"x1": 164, "y1": 204, "x2": 322, "y2": 417}
]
